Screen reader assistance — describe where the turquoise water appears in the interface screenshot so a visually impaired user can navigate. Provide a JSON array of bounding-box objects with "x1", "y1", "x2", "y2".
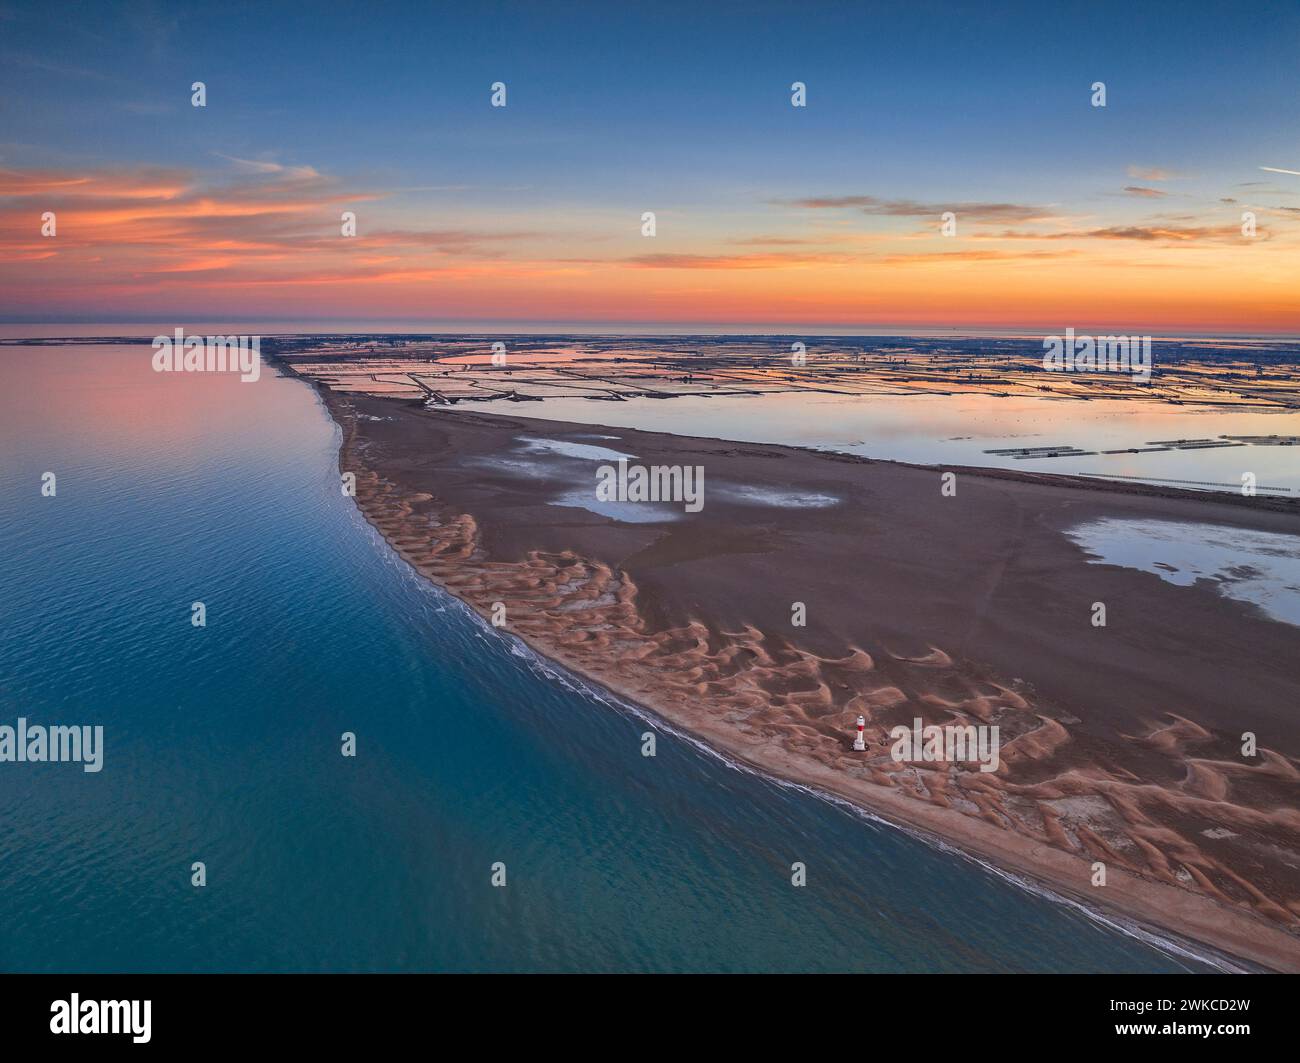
[{"x1": 0, "y1": 345, "x2": 1222, "y2": 972}]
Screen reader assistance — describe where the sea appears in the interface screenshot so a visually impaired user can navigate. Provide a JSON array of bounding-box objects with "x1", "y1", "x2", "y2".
[{"x1": 0, "y1": 336, "x2": 1239, "y2": 971}]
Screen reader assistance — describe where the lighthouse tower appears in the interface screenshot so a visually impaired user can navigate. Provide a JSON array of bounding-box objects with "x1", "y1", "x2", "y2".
[{"x1": 853, "y1": 715, "x2": 866, "y2": 751}]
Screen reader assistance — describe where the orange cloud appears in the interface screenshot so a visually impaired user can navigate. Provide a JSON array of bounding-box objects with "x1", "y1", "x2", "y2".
[{"x1": 1, "y1": 163, "x2": 1297, "y2": 333}]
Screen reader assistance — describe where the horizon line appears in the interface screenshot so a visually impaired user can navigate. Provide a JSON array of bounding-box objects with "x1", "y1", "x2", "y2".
[{"x1": 2, "y1": 317, "x2": 1299, "y2": 342}]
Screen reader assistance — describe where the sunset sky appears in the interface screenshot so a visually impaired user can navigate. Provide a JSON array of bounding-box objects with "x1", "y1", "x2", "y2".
[{"x1": 2, "y1": 0, "x2": 1298, "y2": 333}]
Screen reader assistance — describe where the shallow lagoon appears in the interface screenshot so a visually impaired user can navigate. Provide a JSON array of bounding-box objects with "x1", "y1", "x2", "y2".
[{"x1": 513, "y1": 391, "x2": 1300, "y2": 495}]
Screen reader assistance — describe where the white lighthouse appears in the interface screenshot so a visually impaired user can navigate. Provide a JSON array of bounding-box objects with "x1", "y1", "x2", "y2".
[{"x1": 853, "y1": 715, "x2": 866, "y2": 751}]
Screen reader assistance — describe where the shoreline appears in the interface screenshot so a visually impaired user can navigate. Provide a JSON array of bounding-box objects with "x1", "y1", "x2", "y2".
[
  {"x1": 439, "y1": 616, "x2": 1274, "y2": 973},
  {"x1": 305, "y1": 379, "x2": 1300, "y2": 972},
  {"x1": 460, "y1": 614, "x2": 1255, "y2": 973}
]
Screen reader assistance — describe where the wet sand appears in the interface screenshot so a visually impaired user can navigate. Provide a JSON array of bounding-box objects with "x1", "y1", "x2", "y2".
[{"x1": 318, "y1": 386, "x2": 1300, "y2": 971}]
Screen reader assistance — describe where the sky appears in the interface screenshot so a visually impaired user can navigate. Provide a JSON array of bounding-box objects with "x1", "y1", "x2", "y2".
[{"x1": 1, "y1": 0, "x2": 1298, "y2": 333}]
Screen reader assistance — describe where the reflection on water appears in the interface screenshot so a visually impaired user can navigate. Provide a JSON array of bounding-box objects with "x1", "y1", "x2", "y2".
[
  {"x1": 1065, "y1": 519, "x2": 1300, "y2": 627},
  {"x1": 715, "y1": 484, "x2": 840, "y2": 508},
  {"x1": 517, "y1": 436, "x2": 632, "y2": 462},
  {"x1": 512, "y1": 392, "x2": 1300, "y2": 495}
]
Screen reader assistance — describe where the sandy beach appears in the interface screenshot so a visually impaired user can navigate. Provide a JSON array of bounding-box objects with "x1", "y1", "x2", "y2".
[{"x1": 312, "y1": 383, "x2": 1300, "y2": 972}]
